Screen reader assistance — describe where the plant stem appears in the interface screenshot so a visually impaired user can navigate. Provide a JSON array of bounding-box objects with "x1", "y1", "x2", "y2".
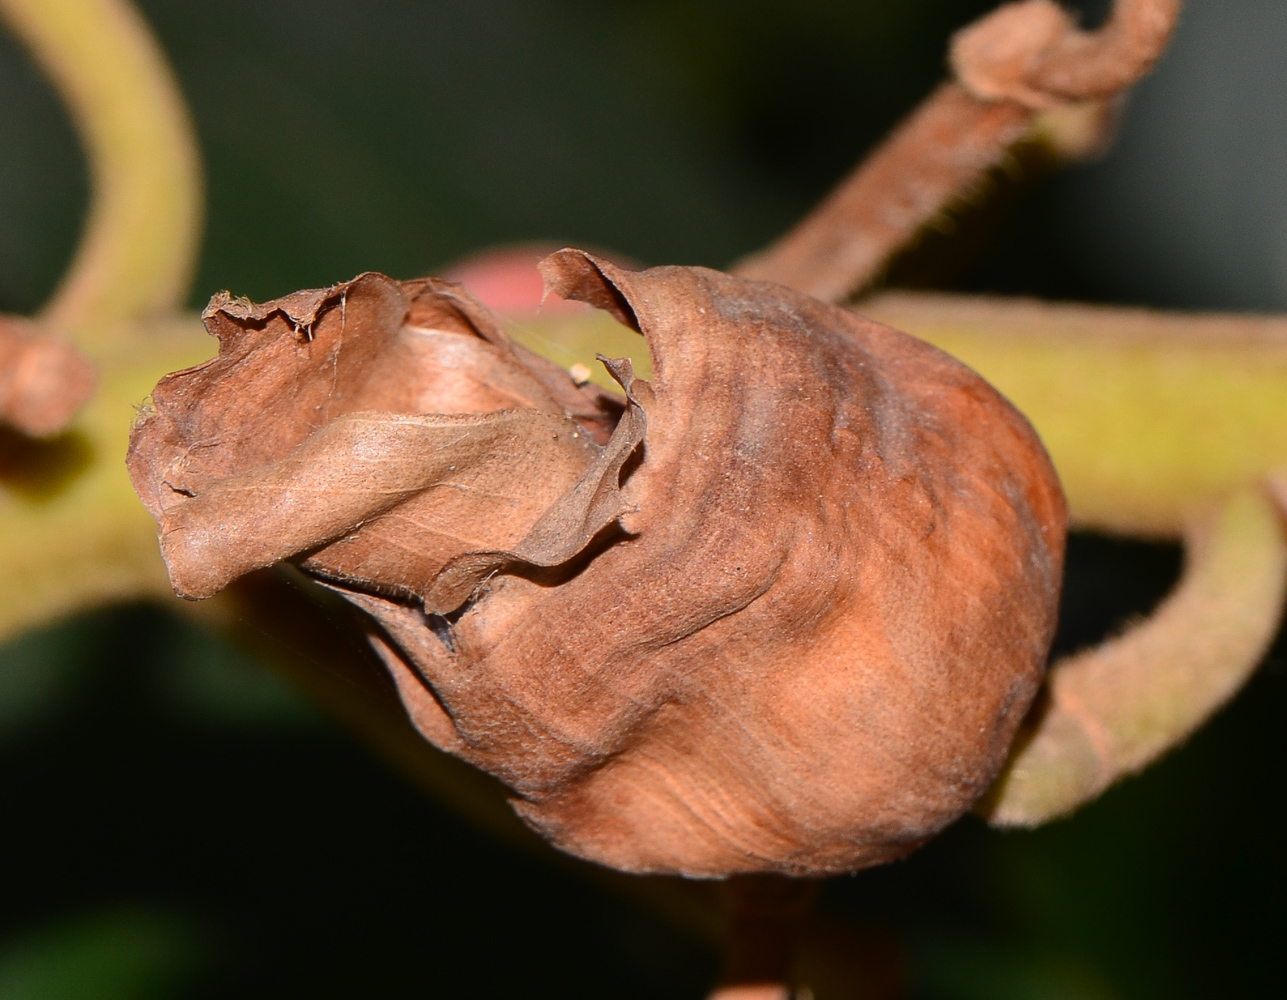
[
  {"x1": 731, "y1": 83, "x2": 1033, "y2": 302},
  {"x1": 0, "y1": 0, "x2": 202, "y2": 336},
  {"x1": 707, "y1": 876, "x2": 817, "y2": 1000},
  {"x1": 981, "y1": 485, "x2": 1287, "y2": 826},
  {"x1": 861, "y1": 292, "x2": 1287, "y2": 536}
]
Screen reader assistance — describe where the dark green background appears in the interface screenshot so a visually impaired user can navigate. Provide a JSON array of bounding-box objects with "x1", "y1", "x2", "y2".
[{"x1": 1, "y1": 1, "x2": 1285, "y2": 997}]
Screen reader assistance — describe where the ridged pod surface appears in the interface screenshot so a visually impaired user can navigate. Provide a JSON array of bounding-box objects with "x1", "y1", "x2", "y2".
[{"x1": 128, "y1": 250, "x2": 1065, "y2": 877}]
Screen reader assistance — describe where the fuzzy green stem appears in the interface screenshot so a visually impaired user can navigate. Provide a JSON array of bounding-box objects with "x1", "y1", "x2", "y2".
[
  {"x1": 860, "y1": 292, "x2": 1287, "y2": 535},
  {"x1": 0, "y1": 0, "x2": 202, "y2": 336},
  {"x1": 0, "y1": 317, "x2": 210, "y2": 641},
  {"x1": 981, "y1": 485, "x2": 1287, "y2": 827}
]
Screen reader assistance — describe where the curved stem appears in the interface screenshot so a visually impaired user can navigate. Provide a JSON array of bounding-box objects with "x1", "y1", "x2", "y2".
[
  {"x1": 1028, "y1": 0, "x2": 1180, "y2": 102},
  {"x1": 981, "y1": 485, "x2": 1287, "y2": 827},
  {"x1": 951, "y1": 0, "x2": 1180, "y2": 108},
  {"x1": 707, "y1": 876, "x2": 816, "y2": 1000},
  {"x1": 0, "y1": 0, "x2": 202, "y2": 336},
  {"x1": 736, "y1": 0, "x2": 1179, "y2": 303},
  {"x1": 731, "y1": 83, "x2": 1033, "y2": 303}
]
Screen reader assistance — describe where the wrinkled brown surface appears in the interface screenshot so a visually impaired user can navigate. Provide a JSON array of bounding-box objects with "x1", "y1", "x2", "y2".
[
  {"x1": 129, "y1": 252, "x2": 1065, "y2": 877},
  {"x1": 128, "y1": 272, "x2": 623, "y2": 602},
  {"x1": 0, "y1": 315, "x2": 97, "y2": 438}
]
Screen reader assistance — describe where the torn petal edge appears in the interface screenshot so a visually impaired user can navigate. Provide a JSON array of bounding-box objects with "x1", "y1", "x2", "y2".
[{"x1": 425, "y1": 355, "x2": 649, "y2": 614}]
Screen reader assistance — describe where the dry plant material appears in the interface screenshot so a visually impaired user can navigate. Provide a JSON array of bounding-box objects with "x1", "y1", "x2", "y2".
[
  {"x1": 735, "y1": 0, "x2": 1180, "y2": 302},
  {"x1": 0, "y1": 314, "x2": 97, "y2": 437},
  {"x1": 127, "y1": 271, "x2": 622, "y2": 602},
  {"x1": 129, "y1": 250, "x2": 1065, "y2": 877}
]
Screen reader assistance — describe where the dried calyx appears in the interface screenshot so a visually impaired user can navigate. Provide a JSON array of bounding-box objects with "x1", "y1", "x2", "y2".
[{"x1": 128, "y1": 250, "x2": 1065, "y2": 877}]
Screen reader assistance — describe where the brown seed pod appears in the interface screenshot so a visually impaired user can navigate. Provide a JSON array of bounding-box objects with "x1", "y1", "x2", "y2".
[{"x1": 128, "y1": 251, "x2": 1065, "y2": 877}]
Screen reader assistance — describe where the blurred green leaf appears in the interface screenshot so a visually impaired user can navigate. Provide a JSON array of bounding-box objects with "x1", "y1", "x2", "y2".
[
  {"x1": 0, "y1": 620, "x2": 87, "y2": 742},
  {"x1": 159, "y1": 622, "x2": 320, "y2": 731},
  {"x1": 916, "y1": 939, "x2": 1121, "y2": 1000},
  {"x1": 0, "y1": 910, "x2": 198, "y2": 1000}
]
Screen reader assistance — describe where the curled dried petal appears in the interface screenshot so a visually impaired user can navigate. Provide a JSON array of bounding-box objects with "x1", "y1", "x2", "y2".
[
  {"x1": 153, "y1": 408, "x2": 602, "y2": 601},
  {"x1": 127, "y1": 271, "x2": 623, "y2": 601}
]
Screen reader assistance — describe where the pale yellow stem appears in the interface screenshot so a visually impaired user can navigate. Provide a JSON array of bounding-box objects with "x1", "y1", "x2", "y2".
[
  {"x1": 981, "y1": 486, "x2": 1287, "y2": 827},
  {"x1": 860, "y1": 292, "x2": 1287, "y2": 536},
  {"x1": 0, "y1": 0, "x2": 202, "y2": 335},
  {"x1": 0, "y1": 317, "x2": 211, "y2": 643},
  {"x1": 508, "y1": 297, "x2": 1287, "y2": 537}
]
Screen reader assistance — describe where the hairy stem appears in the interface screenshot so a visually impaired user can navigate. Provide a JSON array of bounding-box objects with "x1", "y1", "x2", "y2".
[
  {"x1": 732, "y1": 84, "x2": 1033, "y2": 303},
  {"x1": 1021, "y1": 0, "x2": 1181, "y2": 102},
  {"x1": 860, "y1": 292, "x2": 1287, "y2": 536},
  {"x1": 981, "y1": 485, "x2": 1287, "y2": 827},
  {"x1": 736, "y1": 0, "x2": 1180, "y2": 302}
]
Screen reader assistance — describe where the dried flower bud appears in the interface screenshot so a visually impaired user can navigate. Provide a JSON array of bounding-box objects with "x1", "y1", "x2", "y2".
[
  {"x1": 128, "y1": 251, "x2": 1065, "y2": 877},
  {"x1": 0, "y1": 315, "x2": 97, "y2": 438}
]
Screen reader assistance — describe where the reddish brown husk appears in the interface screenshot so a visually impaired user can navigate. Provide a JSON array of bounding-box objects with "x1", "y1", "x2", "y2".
[{"x1": 128, "y1": 251, "x2": 1065, "y2": 877}]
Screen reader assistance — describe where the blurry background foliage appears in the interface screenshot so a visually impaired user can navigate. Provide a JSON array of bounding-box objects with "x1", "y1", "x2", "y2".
[{"x1": 1, "y1": 0, "x2": 1285, "y2": 998}]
